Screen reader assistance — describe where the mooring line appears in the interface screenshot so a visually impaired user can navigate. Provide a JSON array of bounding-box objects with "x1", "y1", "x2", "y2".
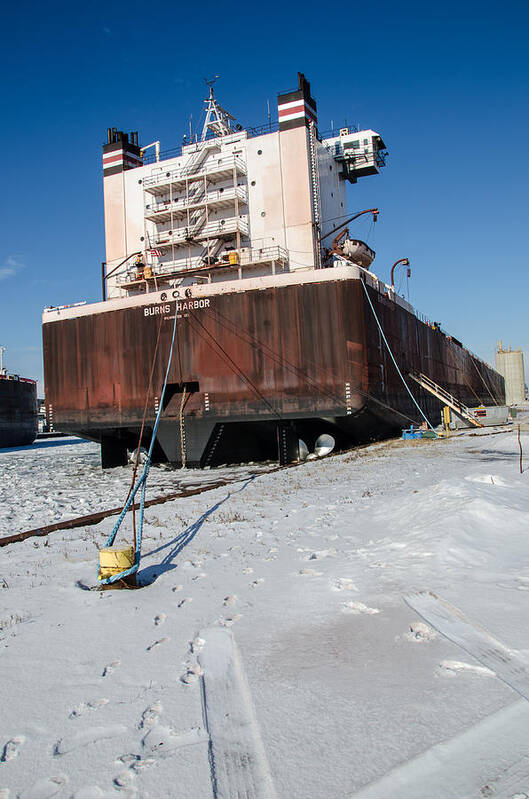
[{"x1": 3, "y1": 424, "x2": 508, "y2": 550}]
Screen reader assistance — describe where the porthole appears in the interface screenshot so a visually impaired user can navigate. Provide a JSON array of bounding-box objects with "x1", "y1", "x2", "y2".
[
  {"x1": 261, "y1": 211, "x2": 266, "y2": 217},
  {"x1": 257, "y1": 149, "x2": 262, "y2": 155},
  {"x1": 220, "y1": 187, "x2": 224, "y2": 193},
  {"x1": 251, "y1": 180, "x2": 256, "y2": 186},
  {"x1": 329, "y1": 165, "x2": 332, "y2": 171},
  {"x1": 138, "y1": 179, "x2": 143, "y2": 184},
  {"x1": 140, "y1": 236, "x2": 144, "y2": 241},
  {"x1": 166, "y1": 172, "x2": 170, "y2": 177},
  {"x1": 331, "y1": 192, "x2": 334, "y2": 198}
]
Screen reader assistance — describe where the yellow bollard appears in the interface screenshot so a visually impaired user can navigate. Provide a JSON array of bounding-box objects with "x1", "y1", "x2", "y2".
[{"x1": 98, "y1": 546, "x2": 135, "y2": 584}]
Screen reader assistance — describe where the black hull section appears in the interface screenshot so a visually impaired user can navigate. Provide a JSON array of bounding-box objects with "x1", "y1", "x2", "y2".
[{"x1": 0, "y1": 378, "x2": 38, "y2": 448}]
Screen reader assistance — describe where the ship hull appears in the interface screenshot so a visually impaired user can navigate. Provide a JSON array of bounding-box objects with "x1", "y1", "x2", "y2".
[
  {"x1": 42, "y1": 275, "x2": 505, "y2": 467},
  {"x1": 0, "y1": 377, "x2": 38, "y2": 448}
]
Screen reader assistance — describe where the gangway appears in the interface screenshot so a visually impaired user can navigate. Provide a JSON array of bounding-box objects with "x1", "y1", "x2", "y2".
[{"x1": 408, "y1": 372, "x2": 484, "y2": 428}]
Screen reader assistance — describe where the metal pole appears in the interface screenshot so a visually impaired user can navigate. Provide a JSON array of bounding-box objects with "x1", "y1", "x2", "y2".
[
  {"x1": 318, "y1": 208, "x2": 379, "y2": 243},
  {"x1": 518, "y1": 424, "x2": 523, "y2": 474},
  {"x1": 101, "y1": 262, "x2": 106, "y2": 300},
  {"x1": 390, "y1": 258, "x2": 410, "y2": 289}
]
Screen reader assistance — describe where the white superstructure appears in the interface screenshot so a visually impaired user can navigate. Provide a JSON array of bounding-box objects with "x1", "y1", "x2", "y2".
[{"x1": 101, "y1": 73, "x2": 386, "y2": 299}]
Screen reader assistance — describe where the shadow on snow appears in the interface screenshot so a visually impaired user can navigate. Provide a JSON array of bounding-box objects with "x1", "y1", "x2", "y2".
[{"x1": 138, "y1": 476, "x2": 255, "y2": 585}]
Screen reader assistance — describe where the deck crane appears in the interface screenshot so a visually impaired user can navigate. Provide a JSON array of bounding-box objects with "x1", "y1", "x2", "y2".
[
  {"x1": 319, "y1": 208, "x2": 379, "y2": 266},
  {"x1": 390, "y1": 257, "x2": 410, "y2": 289}
]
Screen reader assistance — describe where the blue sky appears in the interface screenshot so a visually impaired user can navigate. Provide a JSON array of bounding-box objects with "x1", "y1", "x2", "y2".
[{"x1": 1, "y1": 0, "x2": 528, "y2": 393}]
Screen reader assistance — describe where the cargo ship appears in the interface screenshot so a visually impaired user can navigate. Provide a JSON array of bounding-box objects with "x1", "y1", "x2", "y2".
[
  {"x1": 42, "y1": 73, "x2": 504, "y2": 468},
  {"x1": 0, "y1": 348, "x2": 38, "y2": 448}
]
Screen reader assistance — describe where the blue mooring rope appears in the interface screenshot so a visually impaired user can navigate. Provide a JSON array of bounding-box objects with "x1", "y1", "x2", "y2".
[
  {"x1": 360, "y1": 278, "x2": 437, "y2": 435},
  {"x1": 98, "y1": 306, "x2": 179, "y2": 585}
]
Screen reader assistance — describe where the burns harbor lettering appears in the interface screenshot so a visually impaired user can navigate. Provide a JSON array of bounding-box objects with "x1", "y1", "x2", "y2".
[{"x1": 143, "y1": 297, "x2": 211, "y2": 317}]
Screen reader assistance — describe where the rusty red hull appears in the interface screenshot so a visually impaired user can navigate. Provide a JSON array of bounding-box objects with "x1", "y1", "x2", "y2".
[{"x1": 42, "y1": 278, "x2": 505, "y2": 466}]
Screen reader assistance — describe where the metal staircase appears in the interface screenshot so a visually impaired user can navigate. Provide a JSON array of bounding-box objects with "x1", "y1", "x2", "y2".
[
  {"x1": 201, "y1": 238, "x2": 224, "y2": 264},
  {"x1": 184, "y1": 143, "x2": 214, "y2": 176},
  {"x1": 408, "y1": 373, "x2": 484, "y2": 428},
  {"x1": 186, "y1": 209, "x2": 208, "y2": 240}
]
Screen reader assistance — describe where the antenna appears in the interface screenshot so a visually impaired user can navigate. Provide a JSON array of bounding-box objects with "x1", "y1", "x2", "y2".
[
  {"x1": 0, "y1": 346, "x2": 5, "y2": 375},
  {"x1": 205, "y1": 74, "x2": 220, "y2": 94},
  {"x1": 201, "y1": 75, "x2": 236, "y2": 141}
]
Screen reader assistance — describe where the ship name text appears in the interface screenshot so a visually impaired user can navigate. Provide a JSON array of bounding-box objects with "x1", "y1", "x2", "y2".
[{"x1": 144, "y1": 297, "x2": 211, "y2": 317}]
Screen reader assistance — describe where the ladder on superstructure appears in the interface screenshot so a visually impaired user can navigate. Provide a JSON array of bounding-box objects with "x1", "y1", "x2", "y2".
[
  {"x1": 308, "y1": 121, "x2": 322, "y2": 267},
  {"x1": 408, "y1": 372, "x2": 484, "y2": 428}
]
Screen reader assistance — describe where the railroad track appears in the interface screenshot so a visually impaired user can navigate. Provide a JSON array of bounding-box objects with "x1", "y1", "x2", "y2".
[{"x1": 2, "y1": 426, "x2": 511, "y2": 550}]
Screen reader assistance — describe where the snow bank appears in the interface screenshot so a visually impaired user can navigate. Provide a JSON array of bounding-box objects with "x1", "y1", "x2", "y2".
[{"x1": 1, "y1": 427, "x2": 528, "y2": 797}]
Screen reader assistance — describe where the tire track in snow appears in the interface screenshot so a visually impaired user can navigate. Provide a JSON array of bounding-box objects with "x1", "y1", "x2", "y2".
[
  {"x1": 404, "y1": 591, "x2": 529, "y2": 702},
  {"x1": 198, "y1": 627, "x2": 277, "y2": 799}
]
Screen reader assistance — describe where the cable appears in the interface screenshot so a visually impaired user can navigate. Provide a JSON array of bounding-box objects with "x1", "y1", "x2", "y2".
[
  {"x1": 360, "y1": 278, "x2": 437, "y2": 434},
  {"x1": 194, "y1": 304, "x2": 422, "y2": 426},
  {"x1": 447, "y1": 346, "x2": 481, "y2": 405},
  {"x1": 186, "y1": 311, "x2": 282, "y2": 420},
  {"x1": 98, "y1": 305, "x2": 179, "y2": 585},
  {"x1": 468, "y1": 354, "x2": 501, "y2": 406}
]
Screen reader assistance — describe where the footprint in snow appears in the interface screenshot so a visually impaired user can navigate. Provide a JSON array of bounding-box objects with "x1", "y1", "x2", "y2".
[
  {"x1": 54, "y1": 725, "x2": 127, "y2": 755},
  {"x1": 297, "y1": 568, "x2": 323, "y2": 577},
  {"x1": 331, "y1": 577, "x2": 358, "y2": 592},
  {"x1": 304, "y1": 549, "x2": 336, "y2": 561},
  {"x1": 250, "y1": 579, "x2": 264, "y2": 589},
  {"x1": 142, "y1": 723, "x2": 207, "y2": 754},
  {"x1": 177, "y1": 598, "x2": 192, "y2": 608},
  {"x1": 113, "y1": 770, "x2": 136, "y2": 789},
  {"x1": 342, "y1": 601, "x2": 380, "y2": 615},
  {"x1": 180, "y1": 665, "x2": 204, "y2": 685},
  {"x1": 153, "y1": 613, "x2": 166, "y2": 626},
  {"x1": 405, "y1": 622, "x2": 436, "y2": 643},
  {"x1": 219, "y1": 615, "x2": 242, "y2": 627},
  {"x1": 138, "y1": 701, "x2": 163, "y2": 729},
  {"x1": 192, "y1": 573, "x2": 207, "y2": 581},
  {"x1": 438, "y1": 660, "x2": 495, "y2": 678},
  {"x1": 223, "y1": 595, "x2": 237, "y2": 606},
  {"x1": 171, "y1": 585, "x2": 183, "y2": 592},
  {"x1": 116, "y1": 753, "x2": 156, "y2": 774},
  {"x1": 69, "y1": 698, "x2": 109, "y2": 719},
  {"x1": 146, "y1": 637, "x2": 169, "y2": 651},
  {"x1": 189, "y1": 637, "x2": 205, "y2": 654},
  {"x1": 1, "y1": 734, "x2": 25, "y2": 762},
  {"x1": 18, "y1": 775, "x2": 68, "y2": 799},
  {"x1": 242, "y1": 567, "x2": 254, "y2": 575},
  {"x1": 102, "y1": 660, "x2": 120, "y2": 677}
]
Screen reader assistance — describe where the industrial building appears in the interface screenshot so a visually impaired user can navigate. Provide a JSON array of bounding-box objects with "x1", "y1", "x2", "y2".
[{"x1": 495, "y1": 342, "x2": 526, "y2": 406}]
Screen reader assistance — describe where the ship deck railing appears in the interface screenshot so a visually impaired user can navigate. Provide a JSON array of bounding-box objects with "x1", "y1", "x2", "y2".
[
  {"x1": 142, "y1": 155, "x2": 247, "y2": 193},
  {"x1": 116, "y1": 245, "x2": 289, "y2": 290},
  {"x1": 349, "y1": 259, "x2": 495, "y2": 371},
  {"x1": 144, "y1": 186, "x2": 248, "y2": 222},
  {"x1": 141, "y1": 123, "x2": 279, "y2": 165},
  {"x1": 0, "y1": 373, "x2": 36, "y2": 384},
  {"x1": 151, "y1": 217, "x2": 249, "y2": 249}
]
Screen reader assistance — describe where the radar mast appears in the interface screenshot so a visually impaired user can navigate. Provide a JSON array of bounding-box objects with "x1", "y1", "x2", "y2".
[{"x1": 201, "y1": 76, "x2": 236, "y2": 141}]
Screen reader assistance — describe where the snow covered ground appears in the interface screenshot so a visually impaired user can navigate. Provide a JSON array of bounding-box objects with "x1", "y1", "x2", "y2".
[{"x1": 1, "y1": 426, "x2": 529, "y2": 798}]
